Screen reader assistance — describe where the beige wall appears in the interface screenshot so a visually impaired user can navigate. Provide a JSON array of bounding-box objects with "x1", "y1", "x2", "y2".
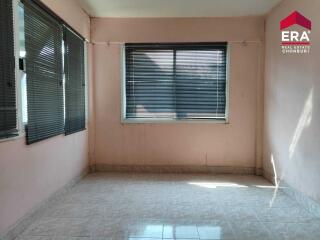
[
  {"x1": 0, "y1": 0, "x2": 90, "y2": 233},
  {"x1": 264, "y1": 0, "x2": 320, "y2": 202},
  {"x1": 91, "y1": 17, "x2": 265, "y2": 169}
]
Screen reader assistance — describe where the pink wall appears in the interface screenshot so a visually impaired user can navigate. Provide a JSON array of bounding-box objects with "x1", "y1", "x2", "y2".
[
  {"x1": 41, "y1": 0, "x2": 90, "y2": 40},
  {"x1": 0, "y1": 0, "x2": 90, "y2": 233},
  {"x1": 264, "y1": 0, "x2": 320, "y2": 202},
  {"x1": 91, "y1": 17, "x2": 265, "y2": 169}
]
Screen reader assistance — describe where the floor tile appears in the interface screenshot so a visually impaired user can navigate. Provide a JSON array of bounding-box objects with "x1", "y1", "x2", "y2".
[
  {"x1": 89, "y1": 238, "x2": 112, "y2": 240},
  {"x1": 265, "y1": 222, "x2": 307, "y2": 240},
  {"x1": 16, "y1": 237, "x2": 54, "y2": 240},
  {"x1": 220, "y1": 207, "x2": 259, "y2": 222},
  {"x1": 163, "y1": 225, "x2": 199, "y2": 239},
  {"x1": 12, "y1": 173, "x2": 320, "y2": 240},
  {"x1": 254, "y1": 206, "x2": 317, "y2": 223},
  {"x1": 54, "y1": 237, "x2": 90, "y2": 240},
  {"x1": 265, "y1": 222, "x2": 320, "y2": 240},
  {"x1": 127, "y1": 223, "x2": 163, "y2": 238},
  {"x1": 22, "y1": 218, "x2": 93, "y2": 237},
  {"x1": 230, "y1": 221, "x2": 273, "y2": 240},
  {"x1": 128, "y1": 238, "x2": 162, "y2": 240},
  {"x1": 43, "y1": 203, "x2": 104, "y2": 218},
  {"x1": 197, "y1": 221, "x2": 235, "y2": 239},
  {"x1": 90, "y1": 218, "x2": 128, "y2": 238}
]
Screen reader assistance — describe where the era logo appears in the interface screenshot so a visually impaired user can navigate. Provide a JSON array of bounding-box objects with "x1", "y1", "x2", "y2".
[
  {"x1": 280, "y1": 11, "x2": 311, "y2": 45},
  {"x1": 281, "y1": 30, "x2": 310, "y2": 42}
]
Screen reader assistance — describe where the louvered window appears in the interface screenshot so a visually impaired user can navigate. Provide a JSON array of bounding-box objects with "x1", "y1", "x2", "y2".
[
  {"x1": 21, "y1": 0, "x2": 87, "y2": 144},
  {"x1": 0, "y1": 0, "x2": 18, "y2": 139},
  {"x1": 24, "y1": 1, "x2": 64, "y2": 144},
  {"x1": 124, "y1": 43, "x2": 228, "y2": 121},
  {"x1": 64, "y1": 28, "x2": 86, "y2": 135}
]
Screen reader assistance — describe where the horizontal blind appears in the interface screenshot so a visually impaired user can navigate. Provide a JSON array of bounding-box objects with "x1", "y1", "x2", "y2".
[
  {"x1": 64, "y1": 27, "x2": 86, "y2": 135},
  {"x1": 125, "y1": 43, "x2": 227, "y2": 120},
  {"x1": 24, "y1": 1, "x2": 64, "y2": 144},
  {"x1": 0, "y1": 0, "x2": 18, "y2": 139}
]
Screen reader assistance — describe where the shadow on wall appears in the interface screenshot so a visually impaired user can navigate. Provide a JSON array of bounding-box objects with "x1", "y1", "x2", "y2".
[{"x1": 126, "y1": 50, "x2": 226, "y2": 119}]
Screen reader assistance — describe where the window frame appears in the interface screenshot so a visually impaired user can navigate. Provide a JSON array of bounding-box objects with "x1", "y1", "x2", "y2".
[
  {"x1": 121, "y1": 43, "x2": 230, "y2": 124},
  {"x1": 0, "y1": 0, "x2": 88, "y2": 143}
]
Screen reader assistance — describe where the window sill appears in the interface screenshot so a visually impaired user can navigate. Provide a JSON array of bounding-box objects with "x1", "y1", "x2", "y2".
[
  {"x1": 121, "y1": 118, "x2": 229, "y2": 124},
  {"x1": 0, "y1": 132, "x2": 25, "y2": 143}
]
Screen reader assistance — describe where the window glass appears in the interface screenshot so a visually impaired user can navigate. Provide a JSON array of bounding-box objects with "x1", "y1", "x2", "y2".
[{"x1": 124, "y1": 43, "x2": 228, "y2": 122}]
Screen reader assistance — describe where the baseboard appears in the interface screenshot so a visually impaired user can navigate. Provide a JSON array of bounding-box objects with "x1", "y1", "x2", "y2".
[
  {"x1": 279, "y1": 181, "x2": 320, "y2": 218},
  {"x1": 92, "y1": 164, "x2": 262, "y2": 175},
  {"x1": 1, "y1": 167, "x2": 89, "y2": 240}
]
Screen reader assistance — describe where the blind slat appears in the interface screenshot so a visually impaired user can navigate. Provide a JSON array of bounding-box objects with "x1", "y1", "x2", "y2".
[{"x1": 125, "y1": 43, "x2": 227, "y2": 120}]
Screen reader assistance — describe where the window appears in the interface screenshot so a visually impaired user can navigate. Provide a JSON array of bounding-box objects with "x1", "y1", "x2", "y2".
[
  {"x1": 19, "y1": 0, "x2": 86, "y2": 144},
  {"x1": 123, "y1": 43, "x2": 228, "y2": 122},
  {"x1": 24, "y1": 1, "x2": 65, "y2": 144},
  {"x1": 0, "y1": 0, "x2": 18, "y2": 139},
  {"x1": 64, "y1": 28, "x2": 86, "y2": 135}
]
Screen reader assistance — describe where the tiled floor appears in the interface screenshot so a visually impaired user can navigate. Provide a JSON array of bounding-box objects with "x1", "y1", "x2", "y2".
[{"x1": 17, "y1": 173, "x2": 320, "y2": 240}]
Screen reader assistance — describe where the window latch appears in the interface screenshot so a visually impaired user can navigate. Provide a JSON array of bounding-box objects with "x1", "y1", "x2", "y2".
[{"x1": 19, "y1": 58, "x2": 26, "y2": 72}]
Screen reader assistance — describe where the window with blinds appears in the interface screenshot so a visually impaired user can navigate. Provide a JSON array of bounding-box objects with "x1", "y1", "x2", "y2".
[
  {"x1": 0, "y1": 0, "x2": 18, "y2": 139},
  {"x1": 64, "y1": 28, "x2": 86, "y2": 135},
  {"x1": 24, "y1": 1, "x2": 65, "y2": 144},
  {"x1": 124, "y1": 43, "x2": 228, "y2": 121}
]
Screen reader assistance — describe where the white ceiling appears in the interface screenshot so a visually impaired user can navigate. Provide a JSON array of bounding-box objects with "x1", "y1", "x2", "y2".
[{"x1": 78, "y1": 0, "x2": 283, "y2": 18}]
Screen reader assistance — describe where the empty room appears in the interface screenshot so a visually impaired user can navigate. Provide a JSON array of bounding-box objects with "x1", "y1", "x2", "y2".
[{"x1": 0, "y1": 0, "x2": 319, "y2": 239}]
